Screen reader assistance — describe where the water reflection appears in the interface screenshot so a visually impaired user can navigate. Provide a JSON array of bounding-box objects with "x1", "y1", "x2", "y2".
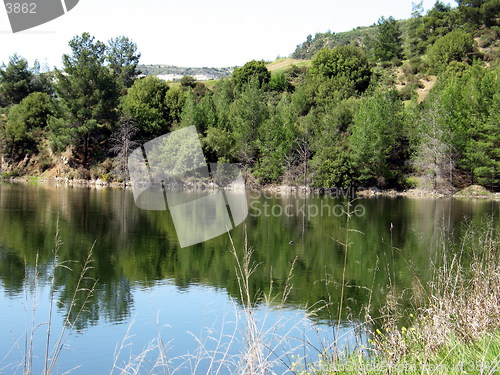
[{"x1": 0, "y1": 183, "x2": 497, "y2": 330}]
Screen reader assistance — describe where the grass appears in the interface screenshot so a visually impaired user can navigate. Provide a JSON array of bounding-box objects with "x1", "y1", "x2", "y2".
[
  {"x1": 266, "y1": 58, "x2": 311, "y2": 73},
  {"x1": 292, "y1": 216, "x2": 500, "y2": 374},
  {"x1": 1, "y1": 221, "x2": 97, "y2": 375}
]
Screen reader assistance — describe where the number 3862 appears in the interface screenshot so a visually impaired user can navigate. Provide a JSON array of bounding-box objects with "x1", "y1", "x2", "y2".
[{"x1": 5, "y1": 3, "x2": 37, "y2": 14}]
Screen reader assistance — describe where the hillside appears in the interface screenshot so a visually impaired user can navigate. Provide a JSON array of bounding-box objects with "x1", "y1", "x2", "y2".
[
  {"x1": 266, "y1": 58, "x2": 311, "y2": 73},
  {"x1": 292, "y1": 19, "x2": 413, "y2": 60},
  {"x1": 292, "y1": 25, "x2": 379, "y2": 59},
  {"x1": 0, "y1": 1, "x2": 498, "y2": 192}
]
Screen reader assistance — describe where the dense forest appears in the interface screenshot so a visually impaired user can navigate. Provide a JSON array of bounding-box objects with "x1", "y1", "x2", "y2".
[{"x1": 0, "y1": 0, "x2": 498, "y2": 191}]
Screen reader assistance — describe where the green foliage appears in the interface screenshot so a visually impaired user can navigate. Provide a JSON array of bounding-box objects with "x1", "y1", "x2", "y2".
[
  {"x1": 458, "y1": 0, "x2": 500, "y2": 27},
  {"x1": 229, "y1": 79, "x2": 268, "y2": 165},
  {"x1": 0, "y1": 54, "x2": 35, "y2": 106},
  {"x1": 310, "y1": 46, "x2": 371, "y2": 93},
  {"x1": 48, "y1": 116, "x2": 73, "y2": 152},
  {"x1": 107, "y1": 36, "x2": 141, "y2": 91},
  {"x1": 307, "y1": 74, "x2": 358, "y2": 108},
  {"x1": 180, "y1": 75, "x2": 196, "y2": 89},
  {"x1": 268, "y1": 71, "x2": 292, "y2": 92},
  {"x1": 6, "y1": 92, "x2": 54, "y2": 136},
  {"x1": 203, "y1": 126, "x2": 236, "y2": 162},
  {"x1": 4, "y1": 92, "x2": 55, "y2": 157},
  {"x1": 0, "y1": 17, "x2": 497, "y2": 190},
  {"x1": 406, "y1": 1, "x2": 425, "y2": 57},
  {"x1": 349, "y1": 89, "x2": 403, "y2": 186},
  {"x1": 121, "y1": 76, "x2": 170, "y2": 138},
  {"x1": 291, "y1": 26, "x2": 379, "y2": 60},
  {"x1": 164, "y1": 87, "x2": 186, "y2": 126},
  {"x1": 427, "y1": 29, "x2": 474, "y2": 71},
  {"x1": 311, "y1": 138, "x2": 353, "y2": 189},
  {"x1": 462, "y1": 65, "x2": 500, "y2": 187},
  {"x1": 180, "y1": 91, "x2": 217, "y2": 135},
  {"x1": 413, "y1": 62, "x2": 499, "y2": 188},
  {"x1": 232, "y1": 60, "x2": 270, "y2": 89},
  {"x1": 253, "y1": 93, "x2": 297, "y2": 183},
  {"x1": 210, "y1": 79, "x2": 234, "y2": 131},
  {"x1": 54, "y1": 32, "x2": 119, "y2": 166},
  {"x1": 409, "y1": 1, "x2": 460, "y2": 55},
  {"x1": 311, "y1": 98, "x2": 358, "y2": 188},
  {"x1": 373, "y1": 16, "x2": 404, "y2": 62}
]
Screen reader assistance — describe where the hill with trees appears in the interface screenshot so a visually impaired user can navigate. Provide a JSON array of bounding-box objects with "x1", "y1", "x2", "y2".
[
  {"x1": 0, "y1": 0, "x2": 499, "y2": 192},
  {"x1": 138, "y1": 65, "x2": 233, "y2": 81}
]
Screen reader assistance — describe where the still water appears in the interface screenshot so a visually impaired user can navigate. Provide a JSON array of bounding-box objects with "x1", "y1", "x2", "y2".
[{"x1": 0, "y1": 183, "x2": 497, "y2": 374}]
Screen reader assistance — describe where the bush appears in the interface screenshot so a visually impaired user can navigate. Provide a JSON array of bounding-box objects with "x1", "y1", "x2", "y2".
[
  {"x1": 232, "y1": 60, "x2": 270, "y2": 89},
  {"x1": 427, "y1": 30, "x2": 474, "y2": 71},
  {"x1": 404, "y1": 176, "x2": 419, "y2": 189},
  {"x1": 402, "y1": 57, "x2": 426, "y2": 77},
  {"x1": 399, "y1": 83, "x2": 418, "y2": 101},
  {"x1": 268, "y1": 71, "x2": 291, "y2": 92},
  {"x1": 310, "y1": 46, "x2": 372, "y2": 92}
]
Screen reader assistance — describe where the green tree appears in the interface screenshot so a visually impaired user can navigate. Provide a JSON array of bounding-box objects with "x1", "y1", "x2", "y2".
[
  {"x1": 311, "y1": 98, "x2": 358, "y2": 188},
  {"x1": 406, "y1": 1, "x2": 425, "y2": 57},
  {"x1": 164, "y1": 87, "x2": 186, "y2": 127},
  {"x1": 229, "y1": 79, "x2": 268, "y2": 165},
  {"x1": 203, "y1": 127, "x2": 236, "y2": 162},
  {"x1": 418, "y1": 62, "x2": 498, "y2": 188},
  {"x1": 427, "y1": 29, "x2": 474, "y2": 71},
  {"x1": 349, "y1": 89, "x2": 403, "y2": 186},
  {"x1": 107, "y1": 36, "x2": 141, "y2": 91},
  {"x1": 373, "y1": 16, "x2": 404, "y2": 62},
  {"x1": 461, "y1": 64, "x2": 499, "y2": 187},
  {"x1": 209, "y1": 79, "x2": 235, "y2": 132},
  {"x1": 268, "y1": 71, "x2": 292, "y2": 92},
  {"x1": 54, "y1": 33, "x2": 119, "y2": 167},
  {"x1": 4, "y1": 92, "x2": 55, "y2": 156},
  {"x1": 412, "y1": 1, "x2": 459, "y2": 53},
  {"x1": 253, "y1": 93, "x2": 297, "y2": 183},
  {"x1": 232, "y1": 60, "x2": 271, "y2": 90},
  {"x1": 0, "y1": 54, "x2": 34, "y2": 106},
  {"x1": 180, "y1": 75, "x2": 196, "y2": 89},
  {"x1": 30, "y1": 61, "x2": 54, "y2": 96},
  {"x1": 457, "y1": 0, "x2": 500, "y2": 27},
  {"x1": 412, "y1": 99, "x2": 456, "y2": 192},
  {"x1": 180, "y1": 92, "x2": 217, "y2": 135},
  {"x1": 310, "y1": 46, "x2": 371, "y2": 93},
  {"x1": 121, "y1": 76, "x2": 170, "y2": 138},
  {"x1": 465, "y1": 95, "x2": 499, "y2": 188}
]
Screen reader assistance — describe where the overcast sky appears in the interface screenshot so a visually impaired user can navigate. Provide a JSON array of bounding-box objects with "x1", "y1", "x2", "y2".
[{"x1": 0, "y1": 0, "x2": 448, "y2": 69}]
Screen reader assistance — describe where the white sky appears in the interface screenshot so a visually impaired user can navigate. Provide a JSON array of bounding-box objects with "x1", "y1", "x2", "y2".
[{"x1": 0, "y1": 0, "x2": 450, "y2": 69}]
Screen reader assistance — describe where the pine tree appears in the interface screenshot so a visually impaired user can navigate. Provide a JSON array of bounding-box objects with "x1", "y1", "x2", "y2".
[
  {"x1": 374, "y1": 17, "x2": 404, "y2": 62},
  {"x1": 54, "y1": 33, "x2": 119, "y2": 166}
]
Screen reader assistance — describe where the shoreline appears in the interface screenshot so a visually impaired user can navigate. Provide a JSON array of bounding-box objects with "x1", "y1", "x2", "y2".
[{"x1": 1, "y1": 176, "x2": 499, "y2": 200}]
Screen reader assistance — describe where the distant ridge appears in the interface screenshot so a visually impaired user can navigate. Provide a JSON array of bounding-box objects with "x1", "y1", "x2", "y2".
[
  {"x1": 138, "y1": 64, "x2": 234, "y2": 81},
  {"x1": 292, "y1": 24, "x2": 379, "y2": 59}
]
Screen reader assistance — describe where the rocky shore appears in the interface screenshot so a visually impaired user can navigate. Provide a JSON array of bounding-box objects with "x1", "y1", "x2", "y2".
[{"x1": 1, "y1": 176, "x2": 498, "y2": 200}]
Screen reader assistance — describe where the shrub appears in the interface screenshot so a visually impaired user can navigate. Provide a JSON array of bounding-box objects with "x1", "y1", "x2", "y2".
[
  {"x1": 427, "y1": 30, "x2": 474, "y2": 71},
  {"x1": 399, "y1": 83, "x2": 418, "y2": 101},
  {"x1": 310, "y1": 46, "x2": 372, "y2": 92},
  {"x1": 404, "y1": 176, "x2": 419, "y2": 189},
  {"x1": 402, "y1": 57, "x2": 426, "y2": 77}
]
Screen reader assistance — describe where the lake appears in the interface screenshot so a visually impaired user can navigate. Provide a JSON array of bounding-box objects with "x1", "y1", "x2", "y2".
[{"x1": 0, "y1": 183, "x2": 497, "y2": 374}]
